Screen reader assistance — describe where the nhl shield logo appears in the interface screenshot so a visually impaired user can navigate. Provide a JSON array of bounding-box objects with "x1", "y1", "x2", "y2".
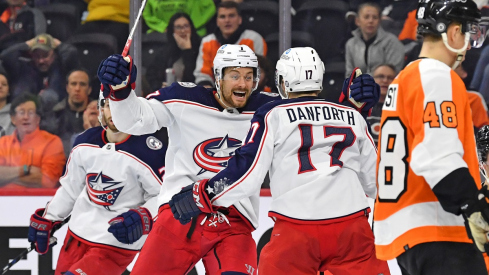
[{"x1": 193, "y1": 135, "x2": 242, "y2": 175}]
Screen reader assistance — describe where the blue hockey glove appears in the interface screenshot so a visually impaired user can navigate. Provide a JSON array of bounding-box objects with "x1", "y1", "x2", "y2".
[
  {"x1": 108, "y1": 207, "x2": 152, "y2": 244},
  {"x1": 28, "y1": 208, "x2": 61, "y2": 254},
  {"x1": 169, "y1": 180, "x2": 213, "y2": 225},
  {"x1": 97, "y1": 54, "x2": 137, "y2": 101},
  {"x1": 339, "y1": 67, "x2": 380, "y2": 117}
]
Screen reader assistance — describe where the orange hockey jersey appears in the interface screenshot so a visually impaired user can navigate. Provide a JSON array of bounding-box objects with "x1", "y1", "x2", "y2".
[{"x1": 374, "y1": 58, "x2": 481, "y2": 260}]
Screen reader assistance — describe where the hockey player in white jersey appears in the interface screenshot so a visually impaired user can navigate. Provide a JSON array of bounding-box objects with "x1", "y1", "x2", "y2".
[
  {"x1": 96, "y1": 44, "x2": 380, "y2": 274},
  {"x1": 27, "y1": 93, "x2": 166, "y2": 275},
  {"x1": 169, "y1": 47, "x2": 390, "y2": 274}
]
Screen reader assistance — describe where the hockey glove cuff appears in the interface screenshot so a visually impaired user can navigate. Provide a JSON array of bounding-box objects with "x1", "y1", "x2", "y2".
[
  {"x1": 108, "y1": 207, "x2": 153, "y2": 244},
  {"x1": 28, "y1": 208, "x2": 60, "y2": 254},
  {"x1": 169, "y1": 180, "x2": 213, "y2": 225},
  {"x1": 339, "y1": 67, "x2": 380, "y2": 118},
  {"x1": 97, "y1": 54, "x2": 137, "y2": 101}
]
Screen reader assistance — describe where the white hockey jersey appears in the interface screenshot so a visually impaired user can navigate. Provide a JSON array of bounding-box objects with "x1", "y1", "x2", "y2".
[
  {"x1": 205, "y1": 97, "x2": 378, "y2": 223},
  {"x1": 109, "y1": 82, "x2": 280, "y2": 229},
  {"x1": 44, "y1": 127, "x2": 166, "y2": 250}
]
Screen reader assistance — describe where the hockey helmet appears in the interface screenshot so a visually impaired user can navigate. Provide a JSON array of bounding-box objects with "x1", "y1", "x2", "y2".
[
  {"x1": 213, "y1": 44, "x2": 260, "y2": 96},
  {"x1": 275, "y1": 47, "x2": 325, "y2": 99},
  {"x1": 477, "y1": 125, "x2": 489, "y2": 163},
  {"x1": 416, "y1": 0, "x2": 488, "y2": 48}
]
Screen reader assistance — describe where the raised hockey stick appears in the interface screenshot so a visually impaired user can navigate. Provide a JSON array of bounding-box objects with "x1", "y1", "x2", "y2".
[
  {"x1": 2, "y1": 216, "x2": 71, "y2": 275},
  {"x1": 121, "y1": 0, "x2": 148, "y2": 57}
]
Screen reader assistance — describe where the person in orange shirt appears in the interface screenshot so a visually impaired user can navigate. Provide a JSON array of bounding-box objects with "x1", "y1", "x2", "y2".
[
  {"x1": 374, "y1": 0, "x2": 489, "y2": 274},
  {"x1": 0, "y1": 93, "x2": 65, "y2": 188}
]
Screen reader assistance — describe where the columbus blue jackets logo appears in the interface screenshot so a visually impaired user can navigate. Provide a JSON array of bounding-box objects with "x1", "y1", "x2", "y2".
[
  {"x1": 193, "y1": 135, "x2": 242, "y2": 175},
  {"x1": 86, "y1": 172, "x2": 123, "y2": 210}
]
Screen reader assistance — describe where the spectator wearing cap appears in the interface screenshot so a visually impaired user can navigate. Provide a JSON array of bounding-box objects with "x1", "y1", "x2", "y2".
[
  {"x1": 0, "y1": 33, "x2": 80, "y2": 109},
  {"x1": 345, "y1": 2, "x2": 404, "y2": 76},
  {"x1": 0, "y1": 93, "x2": 65, "y2": 189},
  {"x1": 0, "y1": 0, "x2": 46, "y2": 52},
  {"x1": 42, "y1": 69, "x2": 92, "y2": 156},
  {"x1": 194, "y1": 1, "x2": 267, "y2": 87}
]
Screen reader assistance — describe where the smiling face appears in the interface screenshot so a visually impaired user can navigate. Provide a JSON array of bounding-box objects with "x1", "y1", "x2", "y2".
[
  {"x1": 217, "y1": 7, "x2": 242, "y2": 39},
  {"x1": 219, "y1": 67, "x2": 254, "y2": 108},
  {"x1": 11, "y1": 101, "x2": 40, "y2": 136}
]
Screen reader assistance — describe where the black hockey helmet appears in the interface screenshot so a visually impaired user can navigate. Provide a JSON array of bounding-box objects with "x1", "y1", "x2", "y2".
[
  {"x1": 416, "y1": 0, "x2": 481, "y2": 35},
  {"x1": 477, "y1": 125, "x2": 489, "y2": 163}
]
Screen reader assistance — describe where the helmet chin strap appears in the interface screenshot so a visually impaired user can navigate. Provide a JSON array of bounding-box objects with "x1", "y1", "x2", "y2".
[{"x1": 441, "y1": 32, "x2": 470, "y2": 70}]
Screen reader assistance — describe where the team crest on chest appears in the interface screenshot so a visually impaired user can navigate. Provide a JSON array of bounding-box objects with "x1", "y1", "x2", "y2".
[
  {"x1": 193, "y1": 135, "x2": 242, "y2": 175},
  {"x1": 86, "y1": 172, "x2": 123, "y2": 210}
]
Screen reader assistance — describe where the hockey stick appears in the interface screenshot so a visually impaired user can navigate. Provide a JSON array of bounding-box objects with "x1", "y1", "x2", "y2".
[
  {"x1": 2, "y1": 216, "x2": 71, "y2": 275},
  {"x1": 121, "y1": 0, "x2": 148, "y2": 57}
]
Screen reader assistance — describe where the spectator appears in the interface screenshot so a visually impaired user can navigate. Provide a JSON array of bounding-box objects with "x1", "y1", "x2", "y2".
[
  {"x1": 0, "y1": 93, "x2": 65, "y2": 188},
  {"x1": 69, "y1": 99, "x2": 99, "y2": 149},
  {"x1": 194, "y1": 1, "x2": 267, "y2": 87},
  {"x1": 143, "y1": 0, "x2": 215, "y2": 37},
  {"x1": 75, "y1": 0, "x2": 129, "y2": 53},
  {"x1": 42, "y1": 69, "x2": 92, "y2": 156},
  {"x1": 469, "y1": 45, "x2": 489, "y2": 103},
  {"x1": 256, "y1": 54, "x2": 275, "y2": 93},
  {"x1": 0, "y1": 72, "x2": 14, "y2": 137},
  {"x1": 0, "y1": 0, "x2": 46, "y2": 51},
  {"x1": 345, "y1": 2, "x2": 404, "y2": 76},
  {"x1": 0, "y1": 33, "x2": 80, "y2": 108},
  {"x1": 454, "y1": 64, "x2": 489, "y2": 130},
  {"x1": 368, "y1": 63, "x2": 396, "y2": 145},
  {"x1": 146, "y1": 12, "x2": 201, "y2": 91}
]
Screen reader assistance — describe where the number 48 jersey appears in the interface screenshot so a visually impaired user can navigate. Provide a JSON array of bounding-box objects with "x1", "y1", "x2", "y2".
[
  {"x1": 374, "y1": 59, "x2": 481, "y2": 260},
  {"x1": 206, "y1": 96, "x2": 378, "y2": 224}
]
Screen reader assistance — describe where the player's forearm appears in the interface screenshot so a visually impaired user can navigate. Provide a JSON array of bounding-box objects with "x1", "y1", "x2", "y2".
[{"x1": 0, "y1": 166, "x2": 23, "y2": 186}]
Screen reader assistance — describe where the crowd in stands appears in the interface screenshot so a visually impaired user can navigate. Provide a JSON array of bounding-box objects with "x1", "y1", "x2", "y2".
[{"x1": 0, "y1": 0, "x2": 488, "y2": 189}]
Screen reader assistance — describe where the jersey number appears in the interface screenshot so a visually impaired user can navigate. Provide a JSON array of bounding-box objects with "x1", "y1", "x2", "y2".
[
  {"x1": 377, "y1": 118, "x2": 408, "y2": 202},
  {"x1": 297, "y1": 125, "x2": 355, "y2": 173},
  {"x1": 423, "y1": 101, "x2": 457, "y2": 128},
  {"x1": 305, "y1": 70, "x2": 313, "y2": 80}
]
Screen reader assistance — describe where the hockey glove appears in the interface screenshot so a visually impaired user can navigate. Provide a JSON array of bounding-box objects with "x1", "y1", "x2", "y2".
[
  {"x1": 339, "y1": 67, "x2": 380, "y2": 118},
  {"x1": 108, "y1": 207, "x2": 152, "y2": 244},
  {"x1": 461, "y1": 186, "x2": 489, "y2": 252},
  {"x1": 169, "y1": 180, "x2": 213, "y2": 225},
  {"x1": 97, "y1": 54, "x2": 137, "y2": 101},
  {"x1": 28, "y1": 208, "x2": 61, "y2": 254}
]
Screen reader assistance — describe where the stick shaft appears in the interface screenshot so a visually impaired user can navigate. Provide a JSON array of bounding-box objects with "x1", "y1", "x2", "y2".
[{"x1": 122, "y1": 0, "x2": 147, "y2": 57}]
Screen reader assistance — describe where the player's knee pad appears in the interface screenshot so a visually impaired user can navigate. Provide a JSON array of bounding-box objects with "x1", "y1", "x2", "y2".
[{"x1": 222, "y1": 272, "x2": 249, "y2": 275}]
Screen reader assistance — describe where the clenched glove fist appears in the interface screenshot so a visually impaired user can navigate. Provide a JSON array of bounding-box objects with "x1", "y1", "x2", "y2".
[
  {"x1": 462, "y1": 186, "x2": 489, "y2": 252},
  {"x1": 97, "y1": 54, "x2": 137, "y2": 101},
  {"x1": 108, "y1": 207, "x2": 152, "y2": 244},
  {"x1": 169, "y1": 180, "x2": 213, "y2": 225},
  {"x1": 339, "y1": 67, "x2": 380, "y2": 118},
  {"x1": 28, "y1": 208, "x2": 61, "y2": 254}
]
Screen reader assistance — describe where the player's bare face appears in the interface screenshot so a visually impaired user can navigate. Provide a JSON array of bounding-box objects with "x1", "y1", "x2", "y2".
[
  {"x1": 102, "y1": 101, "x2": 119, "y2": 132},
  {"x1": 220, "y1": 67, "x2": 254, "y2": 108}
]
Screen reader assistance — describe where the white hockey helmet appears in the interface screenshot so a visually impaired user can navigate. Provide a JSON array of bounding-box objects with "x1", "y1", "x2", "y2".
[
  {"x1": 275, "y1": 47, "x2": 325, "y2": 99},
  {"x1": 213, "y1": 44, "x2": 260, "y2": 96}
]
